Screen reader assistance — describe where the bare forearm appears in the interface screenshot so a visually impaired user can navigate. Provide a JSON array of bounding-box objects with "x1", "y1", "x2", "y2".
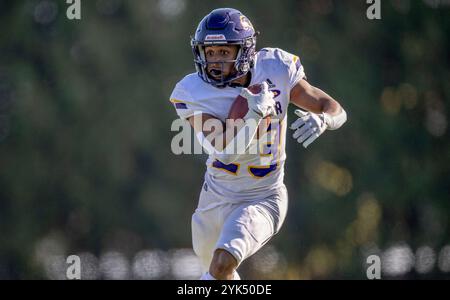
[
  {"x1": 290, "y1": 80, "x2": 347, "y2": 130},
  {"x1": 294, "y1": 85, "x2": 342, "y2": 115},
  {"x1": 315, "y1": 89, "x2": 342, "y2": 115}
]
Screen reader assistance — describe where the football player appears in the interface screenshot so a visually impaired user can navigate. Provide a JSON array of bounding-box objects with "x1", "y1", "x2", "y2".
[{"x1": 169, "y1": 8, "x2": 347, "y2": 280}]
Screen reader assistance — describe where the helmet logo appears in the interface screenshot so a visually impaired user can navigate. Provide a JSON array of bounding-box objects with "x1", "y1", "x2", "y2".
[
  {"x1": 205, "y1": 34, "x2": 226, "y2": 41},
  {"x1": 240, "y1": 16, "x2": 253, "y2": 30}
]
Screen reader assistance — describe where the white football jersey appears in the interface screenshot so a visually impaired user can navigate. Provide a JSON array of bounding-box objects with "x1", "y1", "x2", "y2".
[{"x1": 170, "y1": 48, "x2": 306, "y2": 203}]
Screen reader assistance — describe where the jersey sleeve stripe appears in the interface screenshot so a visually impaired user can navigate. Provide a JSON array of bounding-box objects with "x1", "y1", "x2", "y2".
[
  {"x1": 169, "y1": 98, "x2": 195, "y2": 105},
  {"x1": 175, "y1": 102, "x2": 188, "y2": 109}
]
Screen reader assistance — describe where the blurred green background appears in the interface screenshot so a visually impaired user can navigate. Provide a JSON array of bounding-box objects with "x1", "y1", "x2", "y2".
[{"x1": 0, "y1": 0, "x2": 449, "y2": 279}]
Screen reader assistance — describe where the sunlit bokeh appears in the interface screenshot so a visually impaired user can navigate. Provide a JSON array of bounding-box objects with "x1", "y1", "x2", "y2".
[
  {"x1": 78, "y1": 252, "x2": 100, "y2": 280},
  {"x1": 169, "y1": 249, "x2": 202, "y2": 280},
  {"x1": 438, "y1": 245, "x2": 450, "y2": 273},
  {"x1": 303, "y1": 245, "x2": 337, "y2": 279},
  {"x1": 99, "y1": 251, "x2": 130, "y2": 280},
  {"x1": 415, "y1": 246, "x2": 436, "y2": 274},
  {"x1": 158, "y1": 0, "x2": 186, "y2": 19},
  {"x1": 132, "y1": 250, "x2": 170, "y2": 279},
  {"x1": 313, "y1": 160, "x2": 353, "y2": 197},
  {"x1": 346, "y1": 193, "x2": 381, "y2": 247},
  {"x1": 381, "y1": 244, "x2": 415, "y2": 277},
  {"x1": 248, "y1": 245, "x2": 287, "y2": 279}
]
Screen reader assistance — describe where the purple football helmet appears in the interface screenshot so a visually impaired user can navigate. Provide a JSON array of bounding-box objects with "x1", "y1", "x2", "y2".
[{"x1": 191, "y1": 8, "x2": 257, "y2": 87}]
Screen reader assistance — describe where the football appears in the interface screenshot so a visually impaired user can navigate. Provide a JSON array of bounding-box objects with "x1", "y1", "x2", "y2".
[{"x1": 227, "y1": 84, "x2": 271, "y2": 138}]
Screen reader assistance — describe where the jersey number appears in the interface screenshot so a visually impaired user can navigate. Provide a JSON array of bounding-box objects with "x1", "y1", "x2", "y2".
[{"x1": 212, "y1": 120, "x2": 282, "y2": 178}]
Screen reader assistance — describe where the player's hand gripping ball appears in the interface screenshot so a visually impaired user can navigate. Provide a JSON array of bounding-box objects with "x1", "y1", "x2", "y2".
[{"x1": 228, "y1": 83, "x2": 273, "y2": 138}]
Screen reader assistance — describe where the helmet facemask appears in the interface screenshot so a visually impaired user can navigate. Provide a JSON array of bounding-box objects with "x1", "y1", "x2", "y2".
[{"x1": 191, "y1": 36, "x2": 257, "y2": 88}]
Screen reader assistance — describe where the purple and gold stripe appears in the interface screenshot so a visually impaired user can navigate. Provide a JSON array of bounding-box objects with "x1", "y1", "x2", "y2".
[
  {"x1": 175, "y1": 102, "x2": 187, "y2": 109},
  {"x1": 212, "y1": 159, "x2": 239, "y2": 175},
  {"x1": 248, "y1": 163, "x2": 277, "y2": 178},
  {"x1": 170, "y1": 98, "x2": 189, "y2": 110}
]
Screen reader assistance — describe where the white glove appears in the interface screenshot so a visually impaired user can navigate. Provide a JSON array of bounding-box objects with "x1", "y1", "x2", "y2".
[
  {"x1": 290, "y1": 109, "x2": 327, "y2": 148},
  {"x1": 240, "y1": 82, "x2": 276, "y2": 120}
]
